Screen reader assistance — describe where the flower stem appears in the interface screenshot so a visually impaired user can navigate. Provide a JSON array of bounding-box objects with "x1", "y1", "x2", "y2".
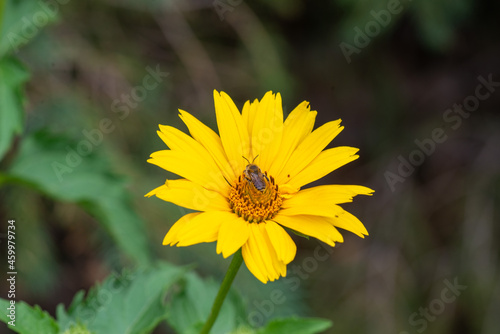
[{"x1": 200, "y1": 249, "x2": 243, "y2": 334}]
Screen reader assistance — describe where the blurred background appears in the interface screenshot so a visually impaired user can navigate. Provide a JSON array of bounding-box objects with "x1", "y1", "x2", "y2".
[{"x1": 1, "y1": 0, "x2": 499, "y2": 333}]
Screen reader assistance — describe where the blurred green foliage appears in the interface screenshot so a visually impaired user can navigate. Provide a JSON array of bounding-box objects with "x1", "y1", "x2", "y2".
[
  {"x1": 7, "y1": 131, "x2": 152, "y2": 265},
  {"x1": 55, "y1": 263, "x2": 185, "y2": 334},
  {"x1": 1, "y1": 0, "x2": 499, "y2": 333},
  {"x1": 0, "y1": 263, "x2": 330, "y2": 334},
  {"x1": 0, "y1": 57, "x2": 28, "y2": 159}
]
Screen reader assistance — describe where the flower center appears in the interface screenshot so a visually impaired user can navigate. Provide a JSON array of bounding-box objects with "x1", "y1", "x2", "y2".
[{"x1": 228, "y1": 169, "x2": 283, "y2": 223}]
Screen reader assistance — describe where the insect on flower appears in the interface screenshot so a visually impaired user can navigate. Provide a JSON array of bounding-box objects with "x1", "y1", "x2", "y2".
[
  {"x1": 243, "y1": 156, "x2": 269, "y2": 192},
  {"x1": 146, "y1": 90, "x2": 374, "y2": 283}
]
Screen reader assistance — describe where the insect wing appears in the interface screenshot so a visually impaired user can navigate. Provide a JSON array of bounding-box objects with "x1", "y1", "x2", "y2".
[{"x1": 250, "y1": 172, "x2": 266, "y2": 191}]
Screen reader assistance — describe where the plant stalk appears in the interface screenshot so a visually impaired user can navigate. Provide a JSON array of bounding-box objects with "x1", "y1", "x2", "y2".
[{"x1": 200, "y1": 249, "x2": 243, "y2": 334}]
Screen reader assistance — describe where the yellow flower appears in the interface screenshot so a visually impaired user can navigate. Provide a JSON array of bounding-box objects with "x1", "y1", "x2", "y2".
[{"x1": 146, "y1": 90, "x2": 373, "y2": 283}]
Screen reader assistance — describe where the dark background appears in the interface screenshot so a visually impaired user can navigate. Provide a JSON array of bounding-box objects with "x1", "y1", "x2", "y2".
[{"x1": 1, "y1": 0, "x2": 499, "y2": 333}]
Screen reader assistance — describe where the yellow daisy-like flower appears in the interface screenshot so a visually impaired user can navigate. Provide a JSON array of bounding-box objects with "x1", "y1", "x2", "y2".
[{"x1": 146, "y1": 90, "x2": 373, "y2": 283}]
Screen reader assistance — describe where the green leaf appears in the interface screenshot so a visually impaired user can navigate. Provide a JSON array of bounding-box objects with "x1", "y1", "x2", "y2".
[
  {"x1": 166, "y1": 272, "x2": 247, "y2": 334},
  {"x1": 0, "y1": 56, "x2": 29, "y2": 160},
  {"x1": 56, "y1": 262, "x2": 185, "y2": 334},
  {"x1": 256, "y1": 317, "x2": 332, "y2": 334},
  {"x1": 0, "y1": 299, "x2": 59, "y2": 334},
  {"x1": 0, "y1": 0, "x2": 59, "y2": 56},
  {"x1": 6, "y1": 130, "x2": 152, "y2": 265}
]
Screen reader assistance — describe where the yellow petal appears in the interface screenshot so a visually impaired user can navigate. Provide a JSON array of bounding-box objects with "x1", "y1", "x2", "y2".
[
  {"x1": 273, "y1": 214, "x2": 344, "y2": 246},
  {"x1": 268, "y1": 101, "x2": 317, "y2": 177},
  {"x1": 250, "y1": 224, "x2": 276, "y2": 280},
  {"x1": 286, "y1": 147, "x2": 360, "y2": 189},
  {"x1": 241, "y1": 228, "x2": 266, "y2": 283},
  {"x1": 178, "y1": 109, "x2": 236, "y2": 184},
  {"x1": 163, "y1": 213, "x2": 200, "y2": 246},
  {"x1": 279, "y1": 201, "x2": 343, "y2": 218},
  {"x1": 259, "y1": 223, "x2": 287, "y2": 279},
  {"x1": 242, "y1": 223, "x2": 284, "y2": 283},
  {"x1": 284, "y1": 101, "x2": 317, "y2": 144},
  {"x1": 242, "y1": 98, "x2": 260, "y2": 142},
  {"x1": 157, "y1": 125, "x2": 224, "y2": 182},
  {"x1": 148, "y1": 150, "x2": 229, "y2": 196},
  {"x1": 278, "y1": 183, "x2": 300, "y2": 197},
  {"x1": 146, "y1": 179, "x2": 230, "y2": 212},
  {"x1": 214, "y1": 90, "x2": 249, "y2": 176},
  {"x1": 264, "y1": 221, "x2": 296, "y2": 264},
  {"x1": 279, "y1": 185, "x2": 371, "y2": 238},
  {"x1": 281, "y1": 184, "x2": 373, "y2": 212},
  {"x1": 327, "y1": 210, "x2": 369, "y2": 238},
  {"x1": 216, "y1": 217, "x2": 250, "y2": 258},
  {"x1": 176, "y1": 211, "x2": 232, "y2": 246},
  {"x1": 249, "y1": 92, "x2": 283, "y2": 171},
  {"x1": 276, "y1": 119, "x2": 343, "y2": 185},
  {"x1": 157, "y1": 125, "x2": 197, "y2": 152}
]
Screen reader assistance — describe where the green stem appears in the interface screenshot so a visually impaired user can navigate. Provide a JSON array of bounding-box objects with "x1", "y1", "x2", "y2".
[{"x1": 200, "y1": 249, "x2": 243, "y2": 334}]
